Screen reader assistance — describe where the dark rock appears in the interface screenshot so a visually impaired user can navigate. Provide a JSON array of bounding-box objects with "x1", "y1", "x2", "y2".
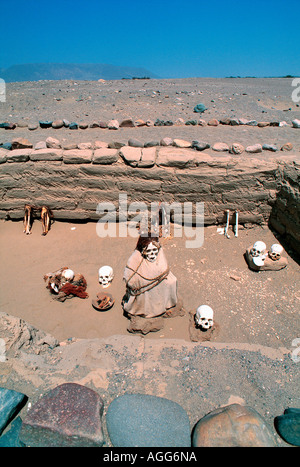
[
  {"x1": 0, "y1": 142, "x2": 12, "y2": 150},
  {"x1": 39, "y1": 121, "x2": 53, "y2": 129},
  {"x1": 99, "y1": 121, "x2": 108, "y2": 128},
  {"x1": 0, "y1": 387, "x2": 27, "y2": 436},
  {"x1": 219, "y1": 117, "x2": 231, "y2": 125},
  {"x1": 120, "y1": 118, "x2": 135, "y2": 128},
  {"x1": 19, "y1": 383, "x2": 104, "y2": 447},
  {"x1": 193, "y1": 103, "x2": 207, "y2": 113},
  {"x1": 154, "y1": 119, "x2": 173, "y2": 126},
  {"x1": 230, "y1": 118, "x2": 240, "y2": 126},
  {"x1": 274, "y1": 408, "x2": 300, "y2": 446},
  {"x1": 192, "y1": 404, "x2": 276, "y2": 447},
  {"x1": 79, "y1": 122, "x2": 89, "y2": 129},
  {"x1": 69, "y1": 122, "x2": 78, "y2": 130},
  {"x1": 185, "y1": 119, "x2": 198, "y2": 125},
  {"x1": 106, "y1": 394, "x2": 191, "y2": 447},
  {"x1": 4, "y1": 123, "x2": 16, "y2": 130},
  {"x1": 11, "y1": 138, "x2": 33, "y2": 150},
  {"x1": 128, "y1": 138, "x2": 144, "y2": 148},
  {"x1": 262, "y1": 144, "x2": 278, "y2": 152},
  {"x1": 108, "y1": 141, "x2": 125, "y2": 149},
  {"x1": 191, "y1": 141, "x2": 210, "y2": 151},
  {"x1": 144, "y1": 141, "x2": 159, "y2": 147},
  {"x1": 0, "y1": 417, "x2": 24, "y2": 447},
  {"x1": 89, "y1": 121, "x2": 100, "y2": 128},
  {"x1": 270, "y1": 121, "x2": 280, "y2": 127}
]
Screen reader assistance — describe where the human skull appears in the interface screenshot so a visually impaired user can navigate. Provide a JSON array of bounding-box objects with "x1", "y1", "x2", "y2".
[
  {"x1": 61, "y1": 268, "x2": 74, "y2": 281},
  {"x1": 250, "y1": 241, "x2": 267, "y2": 258},
  {"x1": 269, "y1": 243, "x2": 283, "y2": 261},
  {"x1": 98, "y1": 266, "x2": 114, "y2": 288},
  {"x1": 144, "y1": 242, "x2": 159, "y2": 262},
  {"x1": 195, "y1": 305, "x2": 214, "y2": 330}
]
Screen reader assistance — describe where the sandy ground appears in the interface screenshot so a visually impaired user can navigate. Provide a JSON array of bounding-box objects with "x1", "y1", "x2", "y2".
[{"x1": 0, "y1": 220, "x2": 299, "y2": 350}]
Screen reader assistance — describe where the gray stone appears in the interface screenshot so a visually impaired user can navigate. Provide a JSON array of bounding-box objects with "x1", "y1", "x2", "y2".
[
  {"x1": 106, "y1": 393, "x2": 191, "y2": 447},
  {"x1": 11, "y1": 138, "x2": 33, "y2": 150},
  {"x1": 120, "y1": 118, "x2": 135, "y2": 127},
  {"x1": 19, "y1": 383, "x2": 104, "y2": 447},
  {"x1": 6, "y1": 149, "x2": 31, "y2": 162},
  {"x1": 128, "y1": 138, "x2": 144, "y2": 148},
  {"x1": 292, "y1": 119, "x2": 300, "y2": 128},
  {"x1": 28, "y1": 123, "x2": 38, "y2": 131},
  {"x1": 191, "y1": 141, "x2": 210, "y2": 151},
  {"x1": 160, "y1": 137, "x2": 173, "y2": 146},
  {"x1": 52, "y1": 120, "x2": 64, "y2": 129},
  {"x1": 144, "y1": 141, "x2": 159, "y2": 148},
  {"x1": 229, "y1": 143, "x2": 244, "y2": 154},
  {"x1": 107, "y1": 119, "x2": 119, "y2": 130},
  {"x1": 30, "y1": 149, "x2": 63, "y2": 161},
  {"x1": 0, "y1": 388, "x2": 27, "y2": 436},
  {"x1": 262, "y1": 144, "x2": 278, "y2": 152},
  {"x1": 46, "y1": 137, "x2": 61, "y2": 149}
]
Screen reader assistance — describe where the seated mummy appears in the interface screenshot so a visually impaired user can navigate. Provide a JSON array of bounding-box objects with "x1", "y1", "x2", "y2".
[
  {"x1": 246, "y1": 241, "x2": 288, "y2": 271},
  {"x1": 122, "y1": 235, "x2": 178, "y2": 319}
]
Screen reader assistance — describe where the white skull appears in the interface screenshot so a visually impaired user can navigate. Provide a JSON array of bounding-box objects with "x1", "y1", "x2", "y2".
[
  {"x1": 269, "y1": 243, "x2": 283, "y2": 261},
  {"x1": 250, "y1": 241, "x2": 267, "y2": 258},
  {"x1": 195, "y1": 305, "x2": 214, "y2": 330},
  {"x1": 61, "y1": 269, "x2": 74, "y2": 281},
  {"x1": 98, "y1": 265, "x2": 114, "y2": 288},
  {"x1": 144, "y1": 242, "x2": 159, "y2": 262}
]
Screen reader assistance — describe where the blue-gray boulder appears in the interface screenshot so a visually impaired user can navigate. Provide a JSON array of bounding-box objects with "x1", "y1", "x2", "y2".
[
  {"x1": 0, "y1": 417, "x2": 24, "y2": 447},
  {"x1": 0, "y1": 387, "x2": 27, "y2": 436},
  {"x1": 193, "y1": 103, "x2": 207, "y2": 113},
  {"x1": 274, "y1": 408, "x2": 300, "y2": 446},
  {"x1": 106, "y1": 393, "x2": 191, "y2": 447}
]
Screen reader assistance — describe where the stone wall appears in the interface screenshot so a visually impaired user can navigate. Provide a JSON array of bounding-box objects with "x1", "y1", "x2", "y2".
[{"x1": 0, "y1": 145, "x2": 299, "y2": 253}]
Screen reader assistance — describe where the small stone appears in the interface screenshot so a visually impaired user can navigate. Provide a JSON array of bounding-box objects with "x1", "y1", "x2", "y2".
[
  {"x1": 238, "y1": 118, "x2": 249, "y2": 125},
  {"x1": 34, "y1": 141, "x2": 47, "y2": 150},
  {"x1": 63, "y1": 119, "x2": 70, "y2": 127},
  {"x1": 4, "y1": 123, "x2": 16, "y2": 130},
  {"x1": 191, "y1": 141, "x2": 210, "y2": 151},
  {"x1": 262, "y1": 144, "x2": 278, "y2": 152},
  {"x1": 193, "y1": 103, "x2": 207, "y2": 113},
  {"x1": 89, "y1": 121, "x2": 100, "y2": 128},
  {"x1": 270, "y1": 121, "x2": 280, "y2": 127},
  {"x1": 185, "y1": 119, "x2": 198, "y2": 126},
  {"x1": 106, "y1": 394, "x2": 191, "y2": 447},
  {"x1": 94, "y1": 141, "x2": 109, "y2": 149},
  {"x1": 192, "y1": 404, "x2": 276, "y2": 447},
  {"x1": 279, "y1": 121, "x2": 289, "y2": 127},
  {"x1": 63, "y1": 143, "x2": 78, "y2": 150},
  {"x1": 160, "y1": 137, "x2": 173, "y2": 146},
  {"x1": 292, "y1": 119, "x2": 300, "y2": 128},
  {"x1": 120, "y1": 118, "x2": 135, "y2": 127},
  {"x1": 246, "y1": 143, "x2": 263, "y2": 153},
  {"x1": 69, "y1": 122, "x2": 78, "y2": 130},
  {"x1": 144, "y1": 140, "x2": 159, "y2": 148},
  {"x1": 134, "y1": 119, "x2": 147, "y2": 127},
  {"x1": 108, "y1": 141, "x2": 125, "y2": 149},
  {"x1": 39, "y1": 120, "x2": 53, "y2": 128},
  {"x1": 212, "y1": 142, "x2": 229, "y2": 152},
  {"x1": 219, "y1": 117, "x2": 231, "y2": 125},
  {"x1": 46, "y1": 137, "x2": 61, "y2": 149},
  {"x1": 198, "y1": 119, "x2": 207, "y2": 126},
  {"x1": 19, "y1": 383, "x2": 104, "y2": 447},
  {"x1": 79, "y1": 122, "x2": 89, "y2": 129},
  {"x1": 28, "y1": 123, "x2": 38, "y2": 131},
  {"x1": 229, "y1": 143, "x2": 244, "y2": 155},
  {"x1": 107, "y1": 119, "x2": 119, "y2": 130},
  {"x1": 230, "y1": 118, "x2": 240, "y2": 126},
  {"x1": 93, "y1": 148, "x2": 119, "y2": 165},
  {"x1": 11, "y1": 138, "x2": 33, "y2": 150},
  {"x1": 99, "y1": 121, "x2": 108, "y2": 128},
  {"x1": 257, "y1": 122, "x2": 270, "y2": 127},
  {"x1": 128, "y1": 138, "x2": 144, "y2": 148},
  {"x1": 78, "y1": 142, "x2": 92, "y2": 150},
  {"x1": 16, "y1": 121, "x2": 28, "y2": 128},
  {"x1": 173, "y1": 139, "x2": 191, "y2": 148},
  {"x1": 208, "y1": 119, "x2": 219, "y2": 126},
  {"x1": 52, "y1": 120, "x2": 64, "y2": 129},
  {"x1": 281, "y1": 142, "x2": 293, "y2": 151},
  {"x1": 146, "y1": 120, "x2": 154, "y2": 126},
  {"x1": 174, "y1": 118, "x2": 185, "y2": 126},
  {"x1": 246, "y1": 120, "x2": 258, "y2": 126}
]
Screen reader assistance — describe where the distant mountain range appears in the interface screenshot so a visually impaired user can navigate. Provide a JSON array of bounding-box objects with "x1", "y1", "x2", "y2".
[{"x1": 0, "y1": 63, "x2": 160, "y2": 82}]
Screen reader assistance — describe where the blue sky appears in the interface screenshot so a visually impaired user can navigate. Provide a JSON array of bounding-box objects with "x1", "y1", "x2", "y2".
[{"x1": 0, "y1": 0, "x2": 299, "y2": 78}]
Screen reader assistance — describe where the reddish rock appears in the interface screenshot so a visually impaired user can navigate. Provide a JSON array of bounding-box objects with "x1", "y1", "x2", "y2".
[
  {"x1": 192, "y1": 404, "x2": 276, "y2": 447},
  {"x1": 19, "y1": 383, "x2": 104, "y2": 447}
]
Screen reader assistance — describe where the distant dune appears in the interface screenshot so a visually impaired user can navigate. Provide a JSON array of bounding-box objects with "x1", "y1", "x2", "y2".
[{"x1": 0, "y1": 63, "x2": 160, "y2": 82}]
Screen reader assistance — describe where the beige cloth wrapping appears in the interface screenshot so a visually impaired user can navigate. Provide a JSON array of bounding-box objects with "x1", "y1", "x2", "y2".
[{"x1": 122, "y1": 248, "x2": 177, "y2": 318}]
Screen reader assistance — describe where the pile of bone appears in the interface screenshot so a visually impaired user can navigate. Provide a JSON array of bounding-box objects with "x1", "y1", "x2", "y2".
[{"x1": 246, "y1": 241, "x2": 288, "y2": 271}]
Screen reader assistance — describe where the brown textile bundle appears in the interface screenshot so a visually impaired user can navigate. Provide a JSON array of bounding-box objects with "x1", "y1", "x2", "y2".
[{"x1": 60, "y1": 282, "x2": 88, "y2": 299}]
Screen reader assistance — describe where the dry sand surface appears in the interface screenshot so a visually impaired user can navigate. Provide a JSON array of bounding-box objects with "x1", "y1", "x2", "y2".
[{"x1": 0, "y1": 220, "x2": 299, "y2": 349}]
